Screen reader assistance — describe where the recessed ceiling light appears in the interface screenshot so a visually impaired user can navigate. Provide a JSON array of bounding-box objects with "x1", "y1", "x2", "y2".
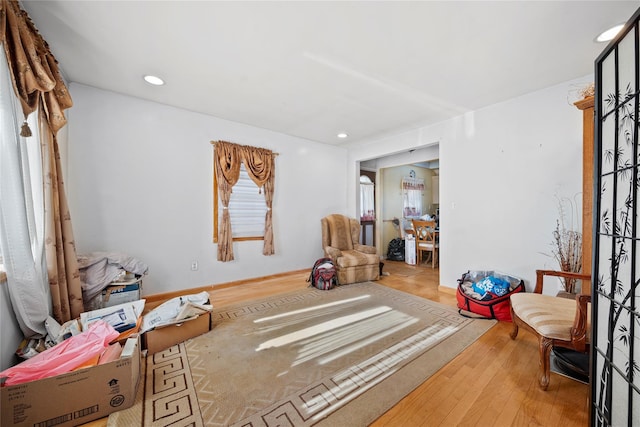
[
  {"x1": 143, "y1": 75, "x2": 165, "y2": 86},
  {"x1": 596, "y1": 24, "x2": 624, "y2": 43},
  {"x1": 337, "y1": 133, "x2": 348, "y2": 139}
]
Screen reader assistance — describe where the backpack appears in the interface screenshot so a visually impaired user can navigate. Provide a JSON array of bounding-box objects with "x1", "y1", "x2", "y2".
[{"x1": 307, "y1": 258, "x2": 338, "y2": 290}]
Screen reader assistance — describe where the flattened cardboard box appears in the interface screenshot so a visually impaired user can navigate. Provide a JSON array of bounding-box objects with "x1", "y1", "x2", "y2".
[
  {"x1": 1, "y1": 337, "x2": 141, "y2": 427},
  {"x1": 142, "y1": 310, "x2": 212, "y2": 355}
]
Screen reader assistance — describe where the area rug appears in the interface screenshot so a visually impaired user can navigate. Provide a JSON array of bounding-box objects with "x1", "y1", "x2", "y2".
[{"x1": 136, "y1": 281, "x2": 496, "y2": 426}]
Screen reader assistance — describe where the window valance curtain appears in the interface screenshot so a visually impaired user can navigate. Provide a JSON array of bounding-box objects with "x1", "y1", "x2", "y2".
[
  {"x1": 402, "y1": 176, "x2": 424, "y2": 191},
  {"x1": 1, "y1": 0, "x2": 82, "y2": 335},
  {"x1": 1, "y1": 0, "x2": 72, "y2": 135},
  {"x1": 213, "y1": 140, "x2": 275, "y2": 261}
]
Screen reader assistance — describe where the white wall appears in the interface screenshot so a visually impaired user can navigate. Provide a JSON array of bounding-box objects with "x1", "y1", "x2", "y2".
[
  {"x1": 66, "y1": 84, "x2": 348, "y2": 296},
  {"x1": 348, "y1": 76, "x2": 592, "y2": 292},
  {"x1": 66, "y1": 74, "x2": 589, "y2": 296}
]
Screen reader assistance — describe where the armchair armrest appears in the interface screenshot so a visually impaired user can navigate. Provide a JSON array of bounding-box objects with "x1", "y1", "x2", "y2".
[
  {"x1": 324, "y1": 246, "x2": 342, "y2": 259},
  {"x1": 571, "y1": 294, "x2": 591, "y2": 352},
  {"x1": 534, "y1": 270, "x2": 591, "y2": 294},
  {"x1": 354, "y1": 244, "x2": 376, "y2": 254}
]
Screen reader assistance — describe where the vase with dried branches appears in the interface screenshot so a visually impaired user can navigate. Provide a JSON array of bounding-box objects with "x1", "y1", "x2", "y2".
[{"x1": 550, "y1": 197, "x2": 583, "y2": 293}]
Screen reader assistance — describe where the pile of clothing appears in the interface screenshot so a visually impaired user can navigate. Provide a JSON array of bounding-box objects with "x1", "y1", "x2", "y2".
[
  {"x1": 471, "y1": 275, "x2": 512, "y2": 300},
  {"x1": 78, "y1": 252, "x2": 148, "y2": 305}
]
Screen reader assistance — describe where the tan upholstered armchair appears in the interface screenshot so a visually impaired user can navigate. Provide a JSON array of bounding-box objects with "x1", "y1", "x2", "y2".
[
  {"x1": 509, "y1": 269, "x2": 591, "y2": 390},
  {"x1": 321, "y1": 214, "x2": 380, "y2": 285}
]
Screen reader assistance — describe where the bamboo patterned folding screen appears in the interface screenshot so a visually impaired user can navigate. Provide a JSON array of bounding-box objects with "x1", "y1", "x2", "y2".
[{"x1": 593, "y1": 8, "x2": 640, "y2": 425}]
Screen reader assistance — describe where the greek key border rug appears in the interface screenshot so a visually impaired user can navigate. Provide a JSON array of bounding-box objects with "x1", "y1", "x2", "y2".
[{"x1": 120, "y1": 282, "x2": 496, "y2": 426}]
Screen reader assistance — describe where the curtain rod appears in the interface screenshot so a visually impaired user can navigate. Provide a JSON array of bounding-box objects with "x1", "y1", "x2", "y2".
[{"x1": 210, "y1": 140, "x2": 279, "y2": 156}]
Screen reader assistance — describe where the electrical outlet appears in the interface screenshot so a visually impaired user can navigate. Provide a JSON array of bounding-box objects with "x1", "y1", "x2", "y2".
[{"x1": 191, "y1": 261, "x2": 198, "y2": 271}]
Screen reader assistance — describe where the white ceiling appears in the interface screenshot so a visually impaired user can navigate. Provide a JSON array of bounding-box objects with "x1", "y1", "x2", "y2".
[{"x1": 22, "y1": 0, "x2": 639, "y2": 146}]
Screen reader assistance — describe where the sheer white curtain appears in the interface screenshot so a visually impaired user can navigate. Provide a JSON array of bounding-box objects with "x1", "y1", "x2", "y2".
[
  {"x1": 360, "y1": 175, "x2": 375, "y2": 220},
  {"x1": 0, "y1": 47, "x2": 50, "y2": 337},
  {"x1": 402, "y1": 176, "x2": 424, "y2": 218},
  {"x1": 404, "y1": 189, "x2": 422, "y2": 217}
]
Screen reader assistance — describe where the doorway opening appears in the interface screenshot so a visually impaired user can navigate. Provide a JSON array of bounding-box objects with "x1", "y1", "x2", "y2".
[{"x1": 358, "y1": 144, "x2": 439, "y2": 268}]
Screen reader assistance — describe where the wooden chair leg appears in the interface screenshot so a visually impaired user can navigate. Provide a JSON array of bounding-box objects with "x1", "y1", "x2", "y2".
[
  {"x1": 509, "y1": 306, "x2": 519, "y2": 339},
  {"x1": 538, "y1": 336, "x2": 553, "y2": 390},
  {"x1": 420, "y1": 250, "x2": 427, "y2": 265},
  {"x1": 510, "y1": 318, "x2": 519, "y2": 340}
]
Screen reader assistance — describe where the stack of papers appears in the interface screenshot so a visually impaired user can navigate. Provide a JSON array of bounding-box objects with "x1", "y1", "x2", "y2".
[{"x1": 81, "y1": 300, "x2": 145, "y2": 333}]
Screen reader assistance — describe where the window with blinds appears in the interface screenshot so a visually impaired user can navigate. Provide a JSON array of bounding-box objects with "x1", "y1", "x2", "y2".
[{"x1": 213, "y1": 163, "x2": 268, "y2": 241}]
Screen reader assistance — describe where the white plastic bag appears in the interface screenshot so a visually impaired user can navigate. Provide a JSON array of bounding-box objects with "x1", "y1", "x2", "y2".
[{"x1": 140, "y1": 291, "x2": 211, "y2": 333}]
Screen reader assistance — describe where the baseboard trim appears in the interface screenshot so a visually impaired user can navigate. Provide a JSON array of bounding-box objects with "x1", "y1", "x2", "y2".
[
  {"x1": 438, "y1": 285, "x2": 457, "y2": 296},
  {"x1": 144, "y1": 269, "x2": 310, "y2": 304}
]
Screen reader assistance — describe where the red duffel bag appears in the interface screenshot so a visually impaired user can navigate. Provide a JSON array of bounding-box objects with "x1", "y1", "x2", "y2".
[{"x1": 456, "y1": 270, "x2": 525, "y2": 322}]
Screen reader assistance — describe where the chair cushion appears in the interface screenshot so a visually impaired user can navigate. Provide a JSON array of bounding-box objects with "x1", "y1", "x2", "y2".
[
  {"x1": 417, "y1": 242, "x2": 438, "y2": 250},
  {"x1": 510, "y1": 293, "x2": 577, "y2": 341},
  {"x1": 336, "y1": 250, "x2": 379, "y2": 268}
]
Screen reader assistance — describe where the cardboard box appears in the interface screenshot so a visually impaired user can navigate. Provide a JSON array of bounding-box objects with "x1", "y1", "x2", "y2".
[
  {"x1": 1, "y1": 336, "x2": 141, "y2": 427},
  {"x1": 102, "y1": 278, "x2": 142, "y2": 308},
  {"x1": 142, "y1": 309, "x2": 211, "y2": 355}
]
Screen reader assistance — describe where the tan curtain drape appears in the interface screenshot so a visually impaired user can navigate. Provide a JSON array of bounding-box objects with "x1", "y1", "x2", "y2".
[
  {"x1": 238, "y1": 145, "x2": 275, "y2": 256},
  {"x1": 239, "y1": 146, "x2": 273, "y2": 188},
  {"x1": 41, "y1": 113, "x2": 83, "y2": 322},
  {"x1": 2, "y1": 0, "x2": 81, "y2": 323},
  {"x1": 213, "y1": 141, "x2": 275, "y2": 261},
  {"x1": 214, "y1": 141, "x2": 241, "y2": 261},
  {"x1": 1, "y1": 0, "x2": 72, "y2": 135},
  {"x1": 262, "y1": 167, "x2": 275, "y2": 255}
]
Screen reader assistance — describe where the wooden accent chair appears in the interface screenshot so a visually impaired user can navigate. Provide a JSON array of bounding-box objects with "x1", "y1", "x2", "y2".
[
  {"x1": 321, "y1": 214, "x2": 379, "y2": 285},
  {"x1": 412, "y1": 219, "x2": 439, "y2": 268},
  {"x1": 509, "y1": 269, "x2": 591, "y2": 390}
]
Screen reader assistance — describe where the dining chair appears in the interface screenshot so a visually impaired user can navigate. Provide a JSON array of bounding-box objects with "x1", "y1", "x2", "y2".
[{"x1": 412, "y1": 219, "x2": 439, "y2": 268}]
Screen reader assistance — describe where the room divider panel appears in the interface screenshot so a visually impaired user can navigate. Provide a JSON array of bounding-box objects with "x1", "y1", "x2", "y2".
[{"x1": 593, "y1": 8, "x2": 640, "y2": 426}]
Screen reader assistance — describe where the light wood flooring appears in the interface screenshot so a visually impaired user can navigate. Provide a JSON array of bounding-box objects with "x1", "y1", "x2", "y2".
[
  {"x1": 88, "y1": 261, "x2": 589, "y2": 426},
  {"x1": 207, "y1": 261, "x2": 590, "y2": 427}
]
